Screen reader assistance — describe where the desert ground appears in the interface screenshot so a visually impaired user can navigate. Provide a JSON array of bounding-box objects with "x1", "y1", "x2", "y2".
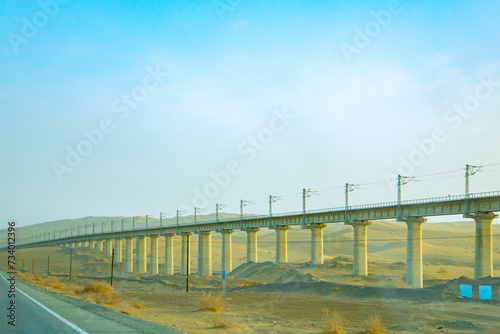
[{"x1": 4, "y1": 220, "x2": 500, "y2": 333}]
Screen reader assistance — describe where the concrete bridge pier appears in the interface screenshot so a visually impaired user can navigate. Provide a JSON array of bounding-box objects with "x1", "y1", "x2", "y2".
[
  {"x1": 404, "y1": 217, "x2": 426, "y2": 288},
  {"x1": 105, "y1": 239, "x2": 113, "y2": 257},
  {"x1": 97, "y1": 240, "x2": 104, "y2": 252},
  {"x1": 197, "y1": 231, "x2": 212, "y2": 276},
  {"x1": 180, "y1": 232, "x2": 192, "y2": 275},
  {"x1": 275, "y1": 226, "x2": 291, "y2": 263},
  {"x1": 221, "y1": 230, "x2": 233, "y2": 274},
  {"x1": 150, "y1": 235, "x2": 159, "y2": 275},
  {"x1": 309, "y1": 223, "x2": 326, "y2": 265},
  {"x1": 90, "y1": 241, "x2": 96, "y2": 249},
  {"x1": 78, "y1": 242, "x2": 83, "y2": 247},
  {"x1": 244, "y1": 228, "x2": 259, "y2": 263},
  {"x1": 125, "y1": 237, "x2": 134, "y2": 273},
  {"x1": 164, "y1": 234, "x2": 174, "y2": 275},
  {"x1": 348, "y1": 221, "x2": 371, "y2": 276},
  {"x1": 115, "y1": 238, "x2": 123, "y2": 262},
  {"x1": 471, "y1": 212, "x2": 498, "y2": 279},
  {"x1": 137, "y1": 236, "x2": 147, "y2": 274}
]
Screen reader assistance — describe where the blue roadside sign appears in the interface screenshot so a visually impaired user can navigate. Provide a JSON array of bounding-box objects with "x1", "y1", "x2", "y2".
[{"x1": 222, "y1": 270, "x2": 226, "y2": 280}]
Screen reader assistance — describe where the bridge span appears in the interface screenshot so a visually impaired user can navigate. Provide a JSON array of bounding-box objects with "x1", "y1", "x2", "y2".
[{"x1": 4, "y1": 191, "x2": 500, "y2": 288}]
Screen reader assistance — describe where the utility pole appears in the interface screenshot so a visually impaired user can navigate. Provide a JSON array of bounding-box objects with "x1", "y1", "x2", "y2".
[
  {"x1": 302, "y1": 188, "x2": 316, "y2": 226},
  {"x1": 69, "y1": 249, "x2": 73, "y2": 281},
  {"x1": 194, "y1": 207, "x2": 204, "y2": 224},
  {"x1": 269, "y1": 195, "x2": 279, "y2": 227},
  {"x1": 465, "y1": 164, "x2": 482, "y2": 197},
  {"x1": 101, "y1": 221, "x2": 104, "y2": 234},
  {"x1": 186, "y1": 233, "x2": 190, "y2": 293},
  {"x1": 146, "y1": 215, "x2": 149, "y2": 229},
  {"x1": 465, "y1": 164, "x2": 482, "y2": 215},
  {"x1": 111, "y1": 220, "x2": 113, "y2": 233},
  {"x1": 47, "y1": 256, "x2": 50, "y2": 277},
  {"x1": 121, "y1": 218, "x2": 124, "y2": 232},
  {"x1": 93, "y1": 222, "x2": 95, "y2": 234},
  {"x1": 110, "y1": 248, "x2": 115, "y2": 286},
  {"x1": 240, "y1": 200, "x2": 251, "y2": 229},
  {"x1": 160, "y1": 212, "x2": 163, "y2": 228},
  {"x1": 345, "y1": 183, "x2": 359, "y2": 223},
  {"x1": 133, "y1": 217, "x2": 135, "y2": 230},
  {"x1": 216, "y1": 203, "x2": 225, "y2": 230},
  {"x1": 397, "y1": 175, "x2": 415, "y2": 221}
]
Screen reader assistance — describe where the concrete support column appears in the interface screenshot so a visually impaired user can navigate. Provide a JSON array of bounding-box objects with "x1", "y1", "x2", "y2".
[
  {"x1": 85, "y1": 241, "x2": 90, "y2": 248},
  {"x1": 105, "y1": 239, "x2": 113, "y2": 257},
  {"x1": 125, "y1": 237, "x2": 134, "y2": 273},
  {"x1": 115, "y1": 238, "x2": 123, "y2": 263},
  {"x1": 150, "y1": 235, "x2": 159, "y2": 275},
  {"x1": 221, "y1": 230, "x2": 233, "y2": 274},
  {"x1": 275, "y1": 226, "x2": 291, "y2": 263},
  {"x1": 180, "y1": 233, "x2": 192, "y2": 275},
  {"x1": 97, "y1": 240, "x2": 104, "y2": 252},
  {"x1": 349, "y1": 221, "x2": 371, "y2": 276},
  {"x1": 310, "y1": 223, "x2": 326, "y2": 265},
  {"x1": 78, "y1": 242, "x2": 83, "y2": 247},
  {"x1": 472, "y1": 212, "x2": 498, "y2": 279},
  {"x1": 197, "y1": 231, "x2": 212, "y2": 276},
  {"x1": 404, "y1": 217, "x2": 426, "y2": 288},
  {"x1": 137, "y1": 236, "x2": 147, "y2": 274},
  {"x1": 164, "y1": 234, "x2": 174, "y2": 275},
  {"x1": 245, "y1": 228, "x2": 259, "y2": 263},
  {"x1": 90, "y1": 241, "x2": 95, "y2": 249}
]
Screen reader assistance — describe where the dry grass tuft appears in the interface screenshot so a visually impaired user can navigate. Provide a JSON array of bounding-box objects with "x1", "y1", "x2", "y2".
[
  {"x1": 76, "y1": 281, "x2": 120, "y2": 305},
  {"x1": 18, "y1": 273, "x2": 67, "y2": 291},
  {"x1": 236, "y1": 280, "x2": 259, "y2": 287},
  {"x1": 361, "y1": 315, "x2": 386, "y2": 334},
  {"x1": 43, "y1": 276, "x2": 65, "y2": 290},
  {"x1": 133, "y1": 302, "x2": 144, "y2": 309},
  {"x1": 320, "y1": 309, "x2": 345, "y2": 334},
  {"x1": 199, "y1": 292, "x2": 226, "y2": 312},
  {"x1": 206, "y1": 314, "x2": 242, "y2": 329},
  {"x1": 437, "y1": 268, "x2": 448, "y2": 274}
]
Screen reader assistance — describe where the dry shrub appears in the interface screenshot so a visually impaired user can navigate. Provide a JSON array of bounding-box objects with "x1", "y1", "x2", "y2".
[
  {"x1": 76, "y1": 281, "x2": 120, "y2": 305},
  {"x1": 42, "y1": 276, "x2": 65, "y2": 290},
  {"x1": 199, "y1": 292, "x2": 226, "y2": 312},
  {"x1": 206, "y1": 314, "x2": 241, "y2": 329},
  {"x1": 132, "y1": 302, "x2": 144, "y2": 309},
  {"x1": 454, "y1": 262, "x2": 464, "y2": 267},
  {"x1": 321, "y1": 309, "x2": 345, "y2": 334},
  {"x1": 362, "y1": 315, "x2": 386, "y2": 334},
  {"x1": 437, "y1": 268, "x2": 448, "y2": 274}
]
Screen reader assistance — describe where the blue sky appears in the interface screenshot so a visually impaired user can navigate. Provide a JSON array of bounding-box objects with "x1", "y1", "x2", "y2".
[{"x1": 1, "y1": 0, "x2": 500, "y2": 227}]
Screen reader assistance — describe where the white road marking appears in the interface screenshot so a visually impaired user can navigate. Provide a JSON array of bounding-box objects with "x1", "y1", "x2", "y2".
[{"x1": 1, "y1": 273, "x2": 89, "y2": 334}]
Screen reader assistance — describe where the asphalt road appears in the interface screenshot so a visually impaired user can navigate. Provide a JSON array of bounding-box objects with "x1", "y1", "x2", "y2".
[{"x1": 0, "y1": 271, "x2": 144, "y2": 333}]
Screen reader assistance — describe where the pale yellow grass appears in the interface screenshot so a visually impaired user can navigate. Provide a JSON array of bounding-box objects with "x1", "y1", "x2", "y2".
[
  {"x1": 76, "y1": 281, "x2": 120, "y2": 305},
  {"x1": 361, "y1": 315, "x2": 386, "y2": 334},
  {"x1": 320, "y1": 309, "x2": 345, "y2": 334},
  {"x1": 199, "y1": 291, "x2": 226, "y2": 312}
]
